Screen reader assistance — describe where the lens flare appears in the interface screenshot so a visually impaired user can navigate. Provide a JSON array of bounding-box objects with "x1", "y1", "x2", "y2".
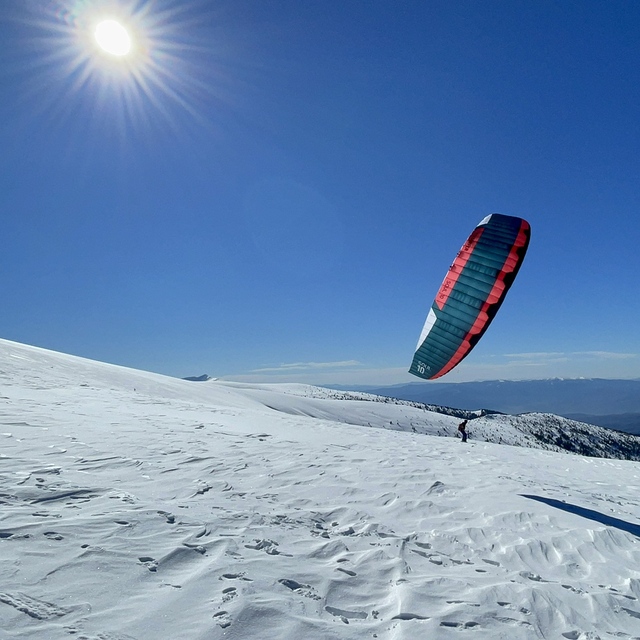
[{"x1": 13, "y1": 0, "x2": 229, "y2": 143}]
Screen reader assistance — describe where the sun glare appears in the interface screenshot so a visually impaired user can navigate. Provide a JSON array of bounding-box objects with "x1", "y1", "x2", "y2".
[
  {"x1": 20, "y1": 0, "x2": 220, "y2": 138},
  {"x1": 94, "y1": 19, "x2": 131, "y2": 57}
]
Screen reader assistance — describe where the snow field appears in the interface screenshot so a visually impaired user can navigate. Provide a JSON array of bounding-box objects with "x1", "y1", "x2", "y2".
[{"x1": 1, "y1": 338, "x2": 640, "y2": 639}]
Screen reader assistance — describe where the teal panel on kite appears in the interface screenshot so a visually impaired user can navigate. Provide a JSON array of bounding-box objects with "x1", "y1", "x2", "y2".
[{"x1": 409, "y1": 214, "x2": 531, "y2": 380}]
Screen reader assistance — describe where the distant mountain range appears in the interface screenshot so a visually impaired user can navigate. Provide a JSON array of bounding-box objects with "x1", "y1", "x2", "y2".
[{"x1": 329, "y1": 378, "x2": 640, "y2": 435}]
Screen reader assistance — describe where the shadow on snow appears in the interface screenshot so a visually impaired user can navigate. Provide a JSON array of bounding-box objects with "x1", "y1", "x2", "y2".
[{"x1": 520, "y1": 494, "x2": 640, "y2": 538}]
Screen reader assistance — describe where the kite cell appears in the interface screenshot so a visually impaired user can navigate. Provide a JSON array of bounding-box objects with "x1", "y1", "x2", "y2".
[{"x1": 409, "y1": 213, "x2": 531, "y2": 380}]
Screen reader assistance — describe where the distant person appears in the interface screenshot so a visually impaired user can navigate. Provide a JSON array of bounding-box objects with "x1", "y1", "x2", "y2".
[{"x1": 458, "y1": 420, "x2": 468, "y2": 443}]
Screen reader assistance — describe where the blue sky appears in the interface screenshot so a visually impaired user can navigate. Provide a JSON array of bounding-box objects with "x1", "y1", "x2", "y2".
[{"x1": 1, "y1": 0, "x2": 639, "y2": 385}]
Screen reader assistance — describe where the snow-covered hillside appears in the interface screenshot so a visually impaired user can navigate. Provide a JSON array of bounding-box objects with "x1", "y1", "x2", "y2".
[
  {"x1": 1, "y1": 338, "x2": 640, "y2": 639},
  {"x1": 264, "y1": 386, "x2": 640, "y2": 461}
]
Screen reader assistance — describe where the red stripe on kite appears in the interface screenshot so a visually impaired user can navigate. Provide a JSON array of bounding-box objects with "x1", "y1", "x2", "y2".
[
  {"x1": 430, "y1": 219, "x2": 530, "y2": 379},
  {"x1": 434, "y1": 227, "x2": 484, "y2": 311}
]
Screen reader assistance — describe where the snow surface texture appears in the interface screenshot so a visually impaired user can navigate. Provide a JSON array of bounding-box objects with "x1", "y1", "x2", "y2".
[{"x1": 1, "y1": 337, "x2": 640, "y2": 640}]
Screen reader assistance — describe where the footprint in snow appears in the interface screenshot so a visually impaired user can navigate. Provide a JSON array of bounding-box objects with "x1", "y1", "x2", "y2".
[
  {"x1": 338, "y1": 526, "x2": 357, "y2": 536},
  {"x1": 213, "y1": 610, "x2": 232, "y2": 629},
  {"x1": 520, "y1": 571, "x2": 550, "y2": 582},
  {"x1": 138, "y1": 557, "x2": 158, "y2": 572},
  {"x1": 43, "y1": 531, "x2": 63, "y2": 541},
  {"x1": 157, "y1": 511, "x2": 176, "y2": 524},
  {"x1": 497, "y1": 601, "x2": 531, "y2": 615},
  {"x1": 220, "y1": 572, "x2": 252, "y2": 582},
  {"x1": 222, "y1": 586, "x2": 237, "y2": 603},
  {"x1": 325, "y1": 605, "x2": 368, "y2": 623},
  {"x1": 245, "y1": 539, "x2": 281, "y2": 555},
  {"x1": 561, "y1": 584, "x2": 586, "y2": 595},
  {"x1": 391, "y1": 613, "x2": 429, "y2": 621},
  {"x1": 278, "y1": 579, "x2": 321, "y2": 601},
  {"x1": 440, "y1": 621, "x2": 480, "y2": 629}
]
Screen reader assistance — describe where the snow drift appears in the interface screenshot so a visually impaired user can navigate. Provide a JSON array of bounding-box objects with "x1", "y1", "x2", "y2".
[{"x1": 1, "y1": 338, "x2": 640, "y2": 639}]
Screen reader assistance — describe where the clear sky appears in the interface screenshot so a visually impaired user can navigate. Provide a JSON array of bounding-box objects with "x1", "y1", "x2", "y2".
[{"x1": 1, "y1": 0, "x2": 639, "y2": 386}]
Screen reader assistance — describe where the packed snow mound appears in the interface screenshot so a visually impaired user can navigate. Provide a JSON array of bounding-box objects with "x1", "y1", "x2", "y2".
[{"x1": 2, "y1": 337, "x2": 640, "y2": 640}]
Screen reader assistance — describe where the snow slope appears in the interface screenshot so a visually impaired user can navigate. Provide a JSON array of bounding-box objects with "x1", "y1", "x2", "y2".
[
  {"x1": 1, "y1": 338, "x2": 640, "y2": 639},
  {"x1": 258, "y1": 386, "x2": 640, "y2": 461}
]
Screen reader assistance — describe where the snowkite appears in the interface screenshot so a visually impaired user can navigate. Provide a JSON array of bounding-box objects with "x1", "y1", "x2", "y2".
[{"x1": 409, "y1": 213, "x2": 531, "y2": 380}]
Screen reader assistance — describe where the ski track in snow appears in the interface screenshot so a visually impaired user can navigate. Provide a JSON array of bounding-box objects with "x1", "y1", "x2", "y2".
[{"x1": 1, "y1": 338, "x2": 640, "y2": 639}]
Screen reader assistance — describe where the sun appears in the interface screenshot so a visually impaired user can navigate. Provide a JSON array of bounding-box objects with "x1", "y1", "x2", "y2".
[
  {"x1": 94, "y1": 19, "x2": 132, "y2": 57},
  {"x1": 17, "y1": 0, "x2": 224, "y2": 138}
]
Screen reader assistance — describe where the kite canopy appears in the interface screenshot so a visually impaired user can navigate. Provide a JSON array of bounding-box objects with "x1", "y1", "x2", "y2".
[{"x1": 409, "y1": 214, "x2": 531, "y2": 380}]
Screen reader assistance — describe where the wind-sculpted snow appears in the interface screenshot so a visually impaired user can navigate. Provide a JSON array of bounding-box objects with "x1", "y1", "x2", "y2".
[{"x1": 1, "y1": 338, "x2": 640, "y2": 639}]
